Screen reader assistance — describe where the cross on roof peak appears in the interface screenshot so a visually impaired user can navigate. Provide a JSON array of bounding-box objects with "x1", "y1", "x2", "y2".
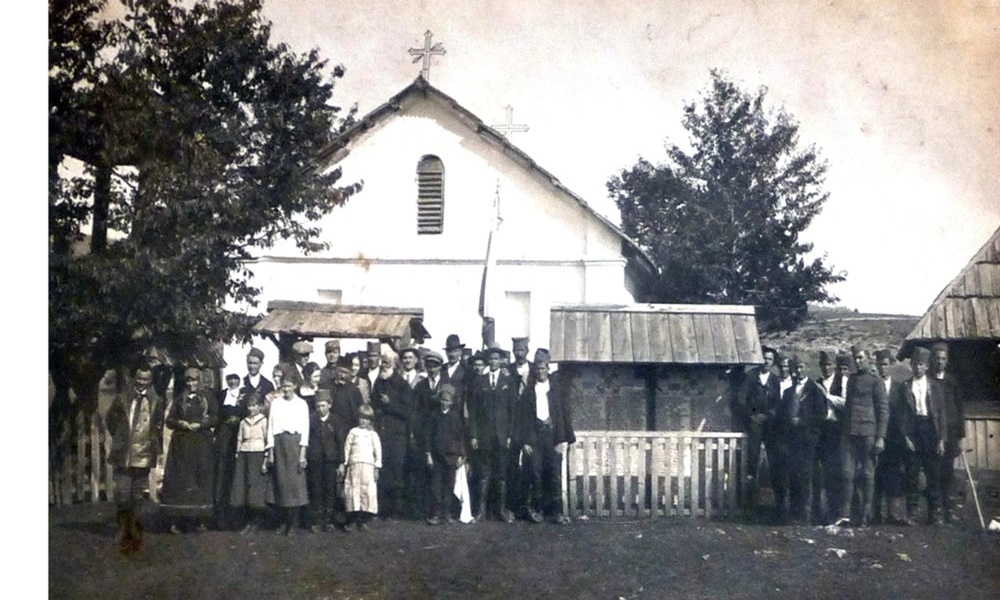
[
  {"x1": 491, "y1": 105, "x2": 529, "y2": 140},
  {"x1": 408, "y1": 30, "x2": 446, "y2": 82}
]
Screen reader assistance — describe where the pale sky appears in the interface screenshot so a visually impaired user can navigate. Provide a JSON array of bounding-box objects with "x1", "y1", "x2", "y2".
[{"x1": 74, "y1": 1, "x2": 1000, "y2": 316}]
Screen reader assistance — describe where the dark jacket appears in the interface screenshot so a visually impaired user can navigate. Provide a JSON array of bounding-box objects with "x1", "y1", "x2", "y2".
[
  {"x1": 881, "y1": 378, "x2": 907, "y2": 448},
  {"x1": 441, "y1": 361, "x2": 472, "y2": 419},
  {"x1": 734, "y1": 369, "x2": 781, "y2": 432},
  {"x1": 372, "y1": 371, "x2": 412, "y2": 441},
  {"x1": 469, "y1": 368, "x2": 517, "y2": 447},
  {"x1": 241, "y1": 374, "x2": 275, "y2": 399},
  {"x1": 426, "y1": 408, "x2": 466, "y2": 465},
  {"x1": 329, "y1": 382, "x2": 363, "y2": 445},
  {"x1": 894, "y1": 377, "x2": 947, "y2": 448},
  {"x1": 107, "y1": 386, "x2": 166, "y2": 469},
  {"x1": 307, "y1": 412, "x2": 345, "y2": 463},
  {"x1": 166, "y1": 390, "x2": 218, "y2": 436},
  {"x1": 413, "y1": 375, "x2": 446, "y2": 451},
  {"x1": 516, "y1": 371, "x2": 576, "y2": 448},
  {"x1": 932, "y1": 374, "x2": 964, "y2": 440},
  {"x1": 843, "y1": 371, "x2": 888, "y2": 438},
  {"x1": 778, "y1": 378, "x2": 828, "y2": 436}
]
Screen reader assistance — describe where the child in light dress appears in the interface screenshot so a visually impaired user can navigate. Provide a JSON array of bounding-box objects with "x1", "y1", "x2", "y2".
[
  {"x1": 230, "y1": 393, "x2": 269, "y2": 534},
  {"x1": 340, "y1": 404, "x2": 381, "y2": 530}
]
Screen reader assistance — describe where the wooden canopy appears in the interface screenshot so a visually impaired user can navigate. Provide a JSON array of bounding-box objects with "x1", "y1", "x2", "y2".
[
  {"x1": 549, "y1": 304, "x2": 763, "y2": 364},
  {"x1": 252, "y1": 301, "x2": 426, "y2": 341},
  {"x1": 901, "y1": 225, "x2": 1000, "y2": 357}
]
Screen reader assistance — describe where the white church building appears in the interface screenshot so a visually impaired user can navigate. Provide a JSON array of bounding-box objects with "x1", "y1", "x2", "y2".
[{"x1": 224, "y1": 77, "x2": 656, "y2": 369}]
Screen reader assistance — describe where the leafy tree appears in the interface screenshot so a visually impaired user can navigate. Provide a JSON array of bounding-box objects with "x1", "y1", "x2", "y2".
[
  {"x1": 608, "y1": 70, "x2": 844, "y2": 332},
  {"x1": 49, "y1": 0, "x2": 359, "y2": 458}
]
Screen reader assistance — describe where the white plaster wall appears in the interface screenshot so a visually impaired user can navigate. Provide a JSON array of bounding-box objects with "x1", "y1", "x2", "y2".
[{"x1": 224, "y1": 92, "x2": 635, "y2": 374}]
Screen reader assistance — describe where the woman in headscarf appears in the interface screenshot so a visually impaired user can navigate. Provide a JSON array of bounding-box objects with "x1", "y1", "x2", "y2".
[{"x1": 160, "y1": 368, "x2": 218, "y2": 534}]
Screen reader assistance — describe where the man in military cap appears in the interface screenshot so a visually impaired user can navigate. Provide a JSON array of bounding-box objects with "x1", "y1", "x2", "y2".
[
  {"x1": 318, "y1": 340, "x2": 342, "y2": 390},
  {"x1": 469, "y1": 344, "x2": 517, "y2": 522},
  {"x1": 836, "y1": 347, "x2": 887, "y2": 526}
]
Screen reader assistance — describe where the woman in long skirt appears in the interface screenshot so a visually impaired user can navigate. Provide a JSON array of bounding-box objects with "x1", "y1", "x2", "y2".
[
  {"x1": 161, "y1": 368, "x2": 218, "y2": 534},
  {"x1": 342, "y1": 404, "x2": 382, "y2": 530},
  {"x1": 265, "y1": 373, "x2": 310, "y2": 536}
]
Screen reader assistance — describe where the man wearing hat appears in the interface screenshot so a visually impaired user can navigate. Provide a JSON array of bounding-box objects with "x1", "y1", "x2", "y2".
[
  {"x1": 517, "y1": 348, "x2": 575, "y2": 524},
  {"x1": 509, "y1": 337, "x2": 532, "y2": 395},
  {"x1": 318, "y1": 340, "x2": 342, "y2": 390},
  {"x1": 872, "y1": 349, "x2": 906, "y2": 524},
  {"x1": 812, "y1": 351, "x2": 848, "y2": 524},
  {"x1": 364, "y1": 341, "x2": 382, "y2": 392},
  {"x1": 280, "y1": 340, "x2": 314, "y2": 387},
  {"x1": 734, "y1": 346, "x2": 781, "y2": 510},
  {"x1": 896, "y1": 346, "x2": 947, "y2": 524},
  {"x1": 411, "y1": 350, "x2": 447, "y2": 519},
  {"x1": 469, "y1": 344, "x2": 517, "y2": 522},
  {"x1": 836, "y1": 347, "x2": 888, "y2": 527},
  {"x1": 242, "y1": 347, "x2": 275, "y2": 399},
  {"x1": 928, "y1": 342, "x2": 964, "y2": 523},
  {"x1": 442, "y1": 334, "x2": 471, "y2": 420}
]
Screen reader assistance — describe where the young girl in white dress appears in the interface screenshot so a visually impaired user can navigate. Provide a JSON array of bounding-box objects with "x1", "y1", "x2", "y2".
[{"x1": 340, "y1": 404, "x2": 381, "y2": 530}]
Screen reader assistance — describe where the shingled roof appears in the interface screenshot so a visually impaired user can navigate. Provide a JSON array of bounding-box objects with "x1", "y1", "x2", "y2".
[
  {"x1": 900, "y1": 224, "x2": 1000, "y2": 356},
  {"x1": 315, "y1": 76, "x2": 657, "y2": 285}
]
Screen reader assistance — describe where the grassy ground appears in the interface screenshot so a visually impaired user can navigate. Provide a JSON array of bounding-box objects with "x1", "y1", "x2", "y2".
[{"x1": 50, "y1": 495, "x2": 1000, "y2": 600}]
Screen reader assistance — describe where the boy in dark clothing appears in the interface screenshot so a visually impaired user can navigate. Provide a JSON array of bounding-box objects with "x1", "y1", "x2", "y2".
[
  {"x1": 425, "y1": 384, "x2": 466, "y2": 525},
  {"x1": 307, "y1": 395, "x2": 345, "y2": 532}
]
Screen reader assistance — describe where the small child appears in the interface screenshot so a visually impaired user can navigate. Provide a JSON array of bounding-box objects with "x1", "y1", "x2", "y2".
[
  {"x1": 307, "y1": 392, "x2": 345, "y2": 532},
  {"x1": 230, "y1": 393, "x2": 269, "y2": 534},
  {"x1": 425, "y1": 384, "x2": 466, "y2": 525},
  {"x1": 340, "y1": 404, "x2": 381, "y2": 530}
]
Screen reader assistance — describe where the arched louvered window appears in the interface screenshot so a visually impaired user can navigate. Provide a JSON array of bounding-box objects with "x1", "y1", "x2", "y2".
[{"x1": 417, "y1": 155, "x2": 444, "y2": 234}]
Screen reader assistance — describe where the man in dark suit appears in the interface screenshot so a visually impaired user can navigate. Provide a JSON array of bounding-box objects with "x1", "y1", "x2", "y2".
[
  {"x1": 896, "y1": 346, "x2": 947, "y2": 524},
  {"x1": 836, "y1": 348, "x2": 888, "y2": 526},
  {"x1": 930, "y1": 342, "x2": 965, "y2": 523},
  {"x1": 307, "y1": 393, "x2": 346, "y2": 531},
  {"x1": 734, "y1": 346, "x2": 780, "y2": 512},
  {"x1": 469, "y1": 344, "x2": 517, "y2": 522},
  {"x1": 279, "y1": 340, "x2": 313, "y2": 387},
  {"x1": 812, "y1": 351, "x2": 847, "y2": 524},
  {"x1": 872, "y1": 349, "x2": 906, "y2": 524},
  {"x1": 424, "y1": 384, "x2": 467, "y2": 525},
  {"x1": 780, "y1": 355, "x2": 828, "y2": 525},
  {"x1": 242, "y1": 347, "x2": 275, "y2": 399},
  {"x1": 441, "y1": 334, "x2": 471, "y2": 420},
  {"x1": 517, "y1": 349, "x2": 576, "y2": 524}
]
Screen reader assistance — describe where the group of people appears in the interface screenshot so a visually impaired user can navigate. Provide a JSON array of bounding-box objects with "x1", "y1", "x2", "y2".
[
  {"x1": 733, "y1": 342, "x2": 965, "y2": 527},
  {"x1": 106, "y1": 333, "x2": 576, "y2": 553}
]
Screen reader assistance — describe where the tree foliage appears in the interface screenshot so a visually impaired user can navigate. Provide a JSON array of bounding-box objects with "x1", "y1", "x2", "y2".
[
  {"x1": 608, "y1": 70, "x2": 844, "y2": 332},
  {"x1": 49, "y1": 0, "x2": 359, "y2": 430}
]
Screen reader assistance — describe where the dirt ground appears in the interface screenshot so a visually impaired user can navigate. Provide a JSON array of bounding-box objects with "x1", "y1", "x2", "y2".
[{"x1": 50, "y1": 494, "x2": 1000, "y2": 600}]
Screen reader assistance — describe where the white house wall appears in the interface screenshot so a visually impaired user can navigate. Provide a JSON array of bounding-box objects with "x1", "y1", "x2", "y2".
[{"x1": 224, "y1": 92, "x2": 635, "y2": 374}]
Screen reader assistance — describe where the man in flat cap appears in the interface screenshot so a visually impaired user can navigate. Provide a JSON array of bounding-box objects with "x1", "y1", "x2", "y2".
[
  {"x1": 318, "y1": 340, "x2": 342, "y2": 391},
  {"x1": 517, "y1": 348, "x2": 575, "y2": 524},
  {"x1": 280, "y1": 341, "x2": 313, "y2": 387},
  {"x1": 411, "y1": 350, "x2": 447, "y2": 519},
  {"x1": 895, "y1": 346, "x2": 946, "y2": 524},
  {"x1": 734, "y1": 345, "x2": 781, "y2": 512},
  {"x1": 929, "y1": 342, "x2": 965, "y2": 523},
  {"x1": 469, "y1": 344, "x2": 517, "y2": 522},
  {"x1": 835, "y1": 347, "x2": 888, "y2": 527}
]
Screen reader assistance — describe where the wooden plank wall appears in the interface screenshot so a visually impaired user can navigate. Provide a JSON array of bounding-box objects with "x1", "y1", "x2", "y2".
[
  {"x1": 964, "y1": 417, "x2": 1000, "y2": 470},
  {"x1": 565, "y1": 431, "x2": 749, "y2": 519}
]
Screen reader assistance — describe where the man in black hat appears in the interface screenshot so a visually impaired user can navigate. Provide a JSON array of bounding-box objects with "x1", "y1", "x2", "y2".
[
  {"x1": 442, "y1": 334, "x2": 471, "y2": 420},
  {"x1": 517, "y1": 348, "x2": 575, "y2": 524},
  {"x1": 469, "y1": 344, "x2": 517, "y2": 522},
  {"x1": 929, "y1": 342, "x2": 965, "y2": 523},
  {"x1": 836, "y1": 347, "x2": 888, "y2": 527},
  {"x1": 734, "y1": 345, "x2": 780, "y2": 511},
  {"x1": 896, "y1": 346, "x2": 946, "y2": 524},
  {"x1": 780, "y1": 355, "x2": 828, "y2": 525},
  {"x1": 318, "y1": 340, "x2": 342, "y2": 391}
]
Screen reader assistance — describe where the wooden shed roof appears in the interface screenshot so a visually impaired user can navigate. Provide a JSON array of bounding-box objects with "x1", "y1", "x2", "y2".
[
  {"x1": 902, "y1": 225, "x2": 1000, "y2": 354},
  {"x1": 549, "y1": 304, "x2": 764, "y2": 365},
  {"x1": 252, "y1": 301, "x2": 424, "y2": 340}
]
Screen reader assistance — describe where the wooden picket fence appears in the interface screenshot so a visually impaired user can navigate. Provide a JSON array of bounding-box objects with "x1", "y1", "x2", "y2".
[
  {"x1": 564, "y1": 431, "x2": 749, "y2": 519},
  {"x1": 49, "y1": 412, "x2": 115, "y2": 506}
]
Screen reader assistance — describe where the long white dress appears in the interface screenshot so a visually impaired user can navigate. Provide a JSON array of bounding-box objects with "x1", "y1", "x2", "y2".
[{"x1": 343, "y1": 426, "x2": 382, "y2": 513}]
